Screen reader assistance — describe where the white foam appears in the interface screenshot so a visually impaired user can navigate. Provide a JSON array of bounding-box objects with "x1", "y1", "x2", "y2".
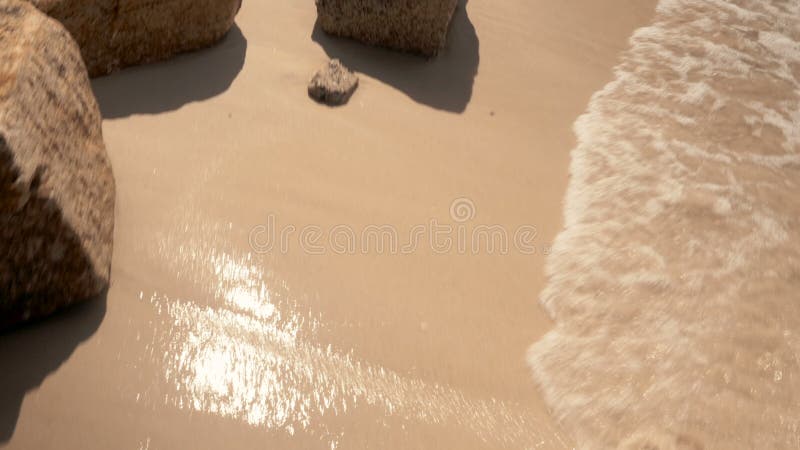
[{"x1": 529, "y1": 0, "x2": 800, "y2": 448}]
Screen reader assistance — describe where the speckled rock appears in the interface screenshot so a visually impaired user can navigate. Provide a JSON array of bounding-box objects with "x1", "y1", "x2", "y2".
[
  {"x1": 0, "y1": 0, "x2": 115, "y2": 329},
  {"x1": 308, "y1": 59, "x2": 359, "y2": 106},
  {"x1": 28, "y1": 0, "x2": 242, "y2": 77},
  {"x1": 315, "y1": 0, "x2": 458, "y2": 56}
]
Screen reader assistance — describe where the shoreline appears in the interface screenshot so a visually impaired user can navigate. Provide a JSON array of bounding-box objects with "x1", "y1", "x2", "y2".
[{"x1": 530, "y1": 0, "x2": 800, "y2": 447}]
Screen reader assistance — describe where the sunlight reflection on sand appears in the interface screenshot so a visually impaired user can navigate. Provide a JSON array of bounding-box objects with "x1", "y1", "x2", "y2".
[{"x1": 138, "y1": 250, "x2": 568, "y2": 449}]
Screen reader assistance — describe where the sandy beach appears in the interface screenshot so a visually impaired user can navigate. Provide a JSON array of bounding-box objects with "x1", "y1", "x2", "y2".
[{"x1": 1, "y1": 1, "x2": 656, "y2": 448}]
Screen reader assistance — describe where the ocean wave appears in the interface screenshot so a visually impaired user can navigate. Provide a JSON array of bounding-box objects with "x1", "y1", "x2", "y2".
[{"x1": 528, "y1": 0, "x2": 800, "y2": 448}]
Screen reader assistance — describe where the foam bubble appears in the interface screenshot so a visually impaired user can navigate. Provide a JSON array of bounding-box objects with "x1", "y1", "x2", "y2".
[{"x1": 529, "y1": 0, "x2": 800, "y2": 448}]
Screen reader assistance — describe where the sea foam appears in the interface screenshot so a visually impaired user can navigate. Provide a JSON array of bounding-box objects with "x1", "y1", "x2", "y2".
[{"x1": 528, "y1": 0, "x2": 800, "y2": 448}]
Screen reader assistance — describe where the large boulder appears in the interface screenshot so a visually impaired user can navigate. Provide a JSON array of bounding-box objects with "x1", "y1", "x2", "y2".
[
  {"x1": 0, "y1": 0, "x2": 115, "y2": 329},
  {"x1": 315, "y1": 0, "x2": 459, "y2": 56},
  {"x1": 28, "y1": 0, "x2": 243, "y2": 77}
]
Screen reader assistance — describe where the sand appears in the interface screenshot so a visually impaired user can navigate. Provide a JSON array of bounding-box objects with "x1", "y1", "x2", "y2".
[{"x1": 0, "y1": 0, "x2": 655, "y2": 448}]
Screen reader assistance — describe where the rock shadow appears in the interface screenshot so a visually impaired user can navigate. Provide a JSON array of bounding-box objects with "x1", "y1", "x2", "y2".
[
  {"x1": 0, "y1": 292, "x2": 106, "y2": 444},
  {"x1": 91, "y1": 24, "x2": 248, "y2": 119},
  {"x1": 311, "y1": 0, "x2": 480, "y2": 113}
]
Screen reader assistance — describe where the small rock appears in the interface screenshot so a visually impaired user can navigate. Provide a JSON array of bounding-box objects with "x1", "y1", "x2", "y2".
[{"x1": 308, "y1": 59, "x2": 359, "y2": 106}]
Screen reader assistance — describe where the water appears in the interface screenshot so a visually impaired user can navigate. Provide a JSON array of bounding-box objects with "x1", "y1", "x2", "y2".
[{"x1": 528, "y1": 0, "x2": 800, "y2": 448}]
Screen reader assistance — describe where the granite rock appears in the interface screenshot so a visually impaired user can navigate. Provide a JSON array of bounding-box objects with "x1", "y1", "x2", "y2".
[
  {"x1": 29, "y1": 0, "x2": 242, "y2": 77},
  {"x1": 308, "y1": 59, "x2": 359, "y2": 106},
  {"x1": 0, "y1": 0, "x2": 115, "y2": 329},
  {"x1": 315, "y1": 0, "x2": 459, "y2": 56}
]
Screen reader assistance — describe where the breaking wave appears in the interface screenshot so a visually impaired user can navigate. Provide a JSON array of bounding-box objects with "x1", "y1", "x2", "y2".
[{"x1": 528, "y1": 0, "x2": 800, "y2": 448}]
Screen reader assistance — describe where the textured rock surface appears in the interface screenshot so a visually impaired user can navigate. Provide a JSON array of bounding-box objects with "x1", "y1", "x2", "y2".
[
  {"x1": 28, "y1": 0, "x2": 242, "y2": 77},
  {"x1": 315, "y1": 0, "x2": 458, "y2": 56},
  {"x1": 0, "y1": 0, "x2": 115, "y2": 329},
  {"x1": 308, "y1": 59, "x2": 359, "y2": 106}
]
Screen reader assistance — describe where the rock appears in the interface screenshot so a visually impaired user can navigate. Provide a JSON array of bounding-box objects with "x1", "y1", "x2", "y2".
[
  {"x1": 28, "y1": 0, "x2": 242, "y2": 77},
  {"x1": 308, "y1": 59, "x2": 359, "y2": 106},
  {"x1": 0, "y1": 0, "x2": 115, "y2": 329},
  {"x1": 315, "y1": 0, "x2": 459, "y2": 56}
]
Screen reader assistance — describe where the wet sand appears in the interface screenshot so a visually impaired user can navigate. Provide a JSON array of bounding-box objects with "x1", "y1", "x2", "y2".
[{"x1": 1, "y1": 1, "x2": 655, "y2": 448}]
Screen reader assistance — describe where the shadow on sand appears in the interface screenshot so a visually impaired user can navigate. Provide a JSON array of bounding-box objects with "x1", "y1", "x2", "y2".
[
  {"x1": 0, "y1": 294, "x2": 106, "y2": 444},
  {"x1": 92, "y1": 24, "x2": 248, "y2": 119},
  {"x1": 312, "y1": 0, "x2": 479, "y2": 113}
]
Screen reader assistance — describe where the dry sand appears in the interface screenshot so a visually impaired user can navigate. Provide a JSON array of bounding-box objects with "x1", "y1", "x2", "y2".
[{"x1": 1, "y1": 1, "x2": 655, "y2": 448}]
